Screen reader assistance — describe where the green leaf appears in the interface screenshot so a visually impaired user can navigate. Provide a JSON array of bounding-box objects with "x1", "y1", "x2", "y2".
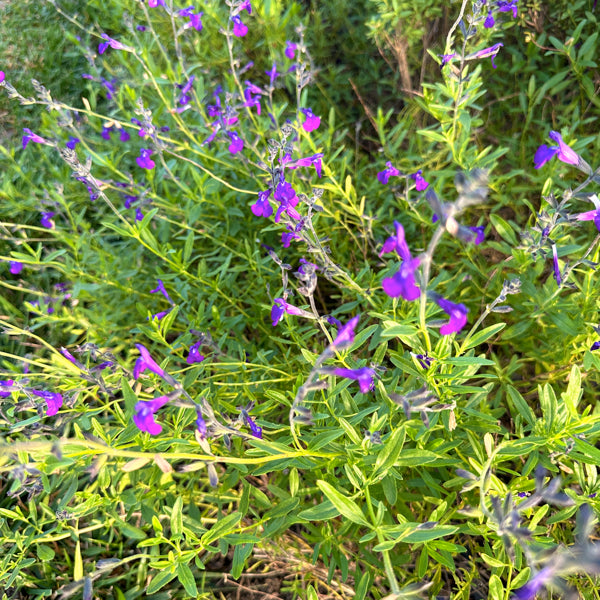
[
  {"x1": 395, "y1": 449, "x2": 440, "y2": 467},
  {"x1": 373, "y1": 427, "x2": 406, "y2": 479},
  {"x1": 36, "y1": 545, "x2": 55, "y2": 561},
  {"x1": 402, "y1": 525, "x2": 458, "y2": 543},
  {"x1": 316, "y1": 481, "x2": 370, "y2": 527},
  {"x1": 489, "y1": 574, "x2": 504, "y2": 597},
  {"x1": 171, "y1": 495, "x2": 183, "y2": 538},
  {"x1": 461, "y1": 323, "x2": 506, "y2": 350},
  {"x1": 231, "y1": 543, "x2": 254, "y2": 579},
  {"x1": 201, "y1": 511, "x2": 242, "y2": 545},
  {"x1": 74, "y1": 540, "x2": 83, "y2": 581},
  {"x1": 562, "y1": 364, "x2": 582, "y2": 419},
  {"x1": 490, "y1": 214, "x2": 517, "y2": 245},
  {"x1": 177, "y1": 563, "x2": 197, "y2": 596},
  {"x1": 146, "y1": 570, "x2": 177, "y2": 594},
  {"x1": 297, "y1": 500, "x2": 339, "y2": 521},
  {"x1": 506, "y1": 385, "x2": 536, "y2": 426}
]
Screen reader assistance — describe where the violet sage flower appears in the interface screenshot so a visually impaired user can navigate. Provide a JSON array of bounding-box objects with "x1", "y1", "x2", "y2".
[
  {"x1": 149, "y1": 0, "x2": 165, "y2": 6},
  {"x1": 439, "y1": 53, "x2": 457, "y2": 67},
  {"x1": 382, "y1": 258, "x2": 421, "y2": 301},
  {"x1": 331, "y1": 315, "x2": 360, "y2": 348},
  {"x1": 243, "y1": 413, "x2": 262, "y2": 438},
  {"x1": 32, "y1": 390, "x2": 63, "y2": 416},
  {"x1": 9, "y1": 261, "x2": 23, "y2": 274},
  {"x1": 22, "y1": 128, "x2": 45, "y2": 149},
  {"x1": 0, "y1": 71, "x2": 4, "y2": 84},
  {"x1": 196, "y1": 406, "x2": 207, "y2": 439},
  {"x1": 133, "y1": 343, "x2": 169, "y2": 380},
  {"x1": 0, "y1": 380, "x2": 14, "y2": 398},
  {"x1": 150, "y1": 279, "x2": 173, "y2": 303},
  {"x1": 66, "y1": 136, "x2": 80, "y2": 149},
  {"x1": 300, "y1": 108, "x2": 320, "y2": 133},
  {"x1": 497, "y1": 0, "x2": 518, "y2": 18},
  {"x1": 575, "y1": 209, "x2": 600, "y2": 232},
  {"x1": 513, "y1": 567, "x2": 555, "y2": 600},
  {"x1": 136, "y1": 208, "x2": 144, "y2": 221},
  {"x1": 552, "y1": 244, "x2": 562, "y2": 286},
  {"x1": 287, "y1": 152, "x2": 323, "y2": 178},
  {"x1": 410, "y1": 169, "x2": 429, "y2": 191},
  {"x1": 484, "y1": 11, "x2": 495, "y2": 28},
  {"x1": 331, "y1": 367, "x2": 376, "y2": 393},
  {"x1": 380, "y1": 220, "x2": 412, "y2": 259},
  {"x1": 133, "y1": 394, "x2": 170, "y2": 435},
  {"x1": 273, "y1": 178, "x2": 301, "y2": 223},
  {"x1": 285, "y1": 41, "x2": 297, "y2": 59},
  {"x1": 40, "y1": 212, "x2": 55, "y2": 229},
  {"x1": 187, "y1": 340, "x2": 205, "y2": 364},
  {"x1": 136, "y1": 148, "x2": 155, "y2": 170},
  {"x1": 271, "y1": 298, "x2": 304, "y2": 326},
  {"x1": 435, "y1": 296, "x2": 468, "y2": 335},
  {"x1": 231, "y1": 15, "x2": 248, "y2": 37},
  {"x1": 178, "y1": 7, "x2": 203, "y2": 31},
  {"x1": 98, "y1": 33, "x2": 129, "y2": 55},
  {"x1": 251, "y1": 189, "x2": 273, "y2": 218},
  {"x1": 119, "y1": 129, "x2": 130, "y2": 142},
  {"x1": 468, "y1": 42, "x2": 503, "y2": 68},
  {"x1": 534, "y1": 131, "x2": 580, "y2": 169},
  {"x1": 228, "y1": 131, "x2": 244, "y2": 154},
  {"x1": 377, "y1": 161, "x2": 400, "y2": 185}
]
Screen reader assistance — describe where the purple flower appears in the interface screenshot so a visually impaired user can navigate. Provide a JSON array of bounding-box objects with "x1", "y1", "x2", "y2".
[
  {"x1": 496, "y1": 0, "x2": 518, "y2": 18},
  {"x1": 332, "y1": 315, "x2": 360, "y2": 348},
  {"x1": 435, "y1": 297, "x2": 468, "y2": 335},
  {"x1": 377, "y1": 161, "x2": 400, "y2": 185},
  {"x1": 98, "y1": 33, "x2": 129, "y2": 55},
  {"x1": 60, "y1": 347, "x2": 80, "y2": 367},
  {"x1": 251, "y1": 189, "x2": 274, "y2": 218},
  {"x1": 124, "y1": 195, "x2": 138, "y2": 209},
  {"x1": 136, "y1": 148, "x2": 155, "y2": 170},
  {"x1": 484, "y1": 10, "x2": 495, "y2": 27},
  {"x1": 119, "y1": 129, "x2": 130, "y2": 142},
  {"x1": 135, "y1": 208, "x2": 144, "y2": 221},
  {"x1": 285, "y1": 41, "x2": 297, "y2": 59},
  {"x1": 22, "y1": 128, "x2": 45, "y2": 149},
  {"x1": 196, "y1": 406, "x2": 207, "y2": 438},
  {"x1": 232, "y1": 15, "x2": 248, "y2": 37},
  {"x1": 66, "y1": 136, "x2": 80, "y2": 149},
  {"x1": 187, "y1": 341, "x2": 205, "y2": 364},
  {"x1": 410, "y1": 169, "x2": 429, "y2": 191},
  {"x1": 101, "y1": 126, "x2": 112, "y2": 140},
  {"x1": 468, "y1": 225, "x2": 485, "y2": 244},
  {"x1": 32, "y1": 390, "x2": 63, "y2": 416},
  {"x1": 552, "y1": 244, "x2": 561, "y2": 286},
  {"x1": 534, "y1": 131, "x2": 580, "y2": 169},
  {"x1": 243, "y1": 83, "x2": 262, "y2": 114},
  {"x1": 0, "y1": 71, "x2": 5, "y2": 84},
  {"x1": 469, "y1": 42, "x2": 503, "y2": 68},
  {"x1": 9, "y1": 261, "x2": 23, "y2": 274},
  {"x1": 382, "y1": 258, "x2": 421, "y2": 301},
  {"x1": 150, "y1": 279, "x2": 173, "y2": 303},
  {"x1": 40, "y1": 211, "x2": 55, "y2": 229},
  {"x1": 149, "y1": 0, "x2": 166, "y2": 6},
  {"x1": 513, "y1": 567, "x2": 554, "y2": 600},
  {"x1": 239, "y1": 0, "x2": 252, "y2": 13},
  {"x1": 133, "y1": 395, "x2": 170, "y2": 435},
  {"x1": 228, "y1": 131, "x2": 244, "y2": 154},
  {"x1": 380, "y1": 221, "x2": 411, "y2": 259},
  {"x1": 101, "y1": 77, "x2": 117, "y2": 99},
  {"x1": 282, "y1": 223, "x2": 302, "y2": 247},
  {"x1": 273, "y1": 179, "x2": 300, "y2": 223},
  {"x1": 300, "y1": 108, "x2": 320, "y2": 133},
  {"x1": 0, "y1": 380, "x2": 14, "y2": 398},
  {"x1": 591, "y1": 341, "x2": 600, "y2": 351},
  {"x1": 244, "y1": 413, "x2": 262, "y2": 438},
  {"x1": 332, "y1": 367, "x2": 376, "y2": 393},
  {"x1": 287, "y1": 153, "x2": 323, "y2": 178},
  {"x1": 177, "y1": 75, "x2": 196, "y2": 106},
  {"x1": 439, "y1": 53, "x2": 456, "y2": 67},
  {"x1": 271, "y1": 298, "x2": 304, "y2": 326},
  {"x1": 575, "y1": 209, "x2": 600, "y2": 232},
  {"x1": 133, "y1": 343, "x2": 168, "y2": 380},
  {"x1": 178, "y1": 7, "x2": 203, "y2": 31},
  {"x1": 265, "y1": 62, "x2": 279, "y2": 87}
]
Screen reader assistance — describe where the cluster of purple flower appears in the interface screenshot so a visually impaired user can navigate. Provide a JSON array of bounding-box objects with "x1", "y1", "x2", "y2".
[{"x1": 0, "y1": 380, "x2": 63, "y2": 416}]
